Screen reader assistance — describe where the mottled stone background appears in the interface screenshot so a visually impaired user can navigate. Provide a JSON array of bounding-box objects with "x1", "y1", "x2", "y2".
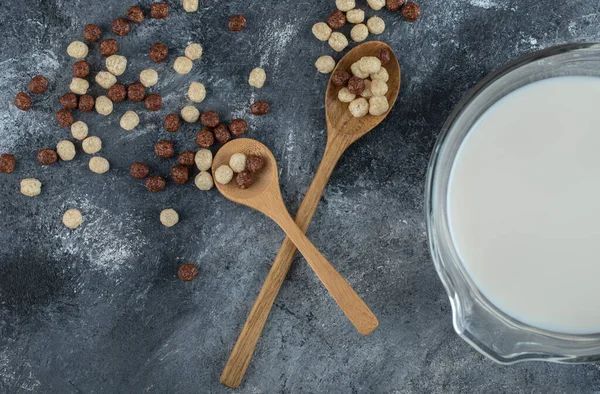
[{"x1": 0, "y1": 0, "x2": 599, "y2": 393}]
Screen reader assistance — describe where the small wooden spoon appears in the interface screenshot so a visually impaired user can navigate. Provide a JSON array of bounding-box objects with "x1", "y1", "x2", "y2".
[
  {"x1": 221, "y1": 41, "x2": 400, "y2": 389},
  {"x1": 212, "y1": 138, "x2": 378, "y2": 335}
]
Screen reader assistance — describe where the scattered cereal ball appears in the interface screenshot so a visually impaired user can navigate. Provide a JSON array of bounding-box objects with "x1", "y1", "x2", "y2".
[
  {"x1": 328, "y1": 32, "x2": 348, "y2": 52},
  {"x1": 367, "y1": 16, "x2": 385, "y2": 34},
  {"x1": 0, "y1": 154, "x2": 16, "y2": 174},
  {"x1": 145, "y1": 94, "x2": 162, "y2": 111},
  {"x1": 172, "y1": 165, "x2": 189, "y2": 184},
  {"x1": 95, "y1": 71, "x2": 117, "y2": 89},
  {"x1": 63, "y1": 209, "x2": 82, "y2": 229},
  {"x1": 149, "y1": 42, "x2": 169, "y2": 63},
  {"x1": 178, "y1": 264, "x2": 199, "y2": 281},
  {"x1": 59, "y1": 93, "x2": 78, "y2": 111},
  {"x1": 235, "y1": 171, "x2": 254, "y2": 189},
  {"x1": 99, "y1": 39, "x2": 119, "y2": 57},
  {"x1": 178, "y1": 151, "x2": 195, "y2": 167},
  {"x1": 107, "y1": 84, "x2": 127, "y2": 102},
  {"x1": 56, "y1": 109, "x2": 75, "y2": 127},
  {"x1": 95, "y1": 96, "x2": 113, "y2": 116},
  {"x1": 371, "y1": 67, "x2": 389, "y2": 82},
  {"x1": 195, "y1": 149, "x2": 213, "y2": 171},
  {"x1": 350, "y1": 24, "x2": 368, "y2": 42},
  {"x1": 73, "y1": 60, "x2": 90, "y2": 78},
  {"x1": 71, "y1": 121, "x2": 88, "y2": 140},
  {"x1": 151, "y1": 3, "x2": 169, "y2": 19},
  {"x1": 70, "y1": 78, "x2": 89, "y2": 95},
  {"x1": 336, "y1": 0, "x2": 355, "y2": 11},
  {"x1": 229, "y1": 119, "x2": 248, "y2": 136},
  {"x1": 106, "y1": 55, "x2": 127, "y2": 76},
  {"x1": 315, "y1": 56, "x2": 336, "y2": 74},
  {"x1": 14, "y1": 92, "x2": 32, "y2": 111},
  {"x1": 246, "y1": 155, "x2": 264, "y2": 173},
  {"x1": 146, "y1": 176, "x2": 166, "y2": 192},
  {"x1": 127, "y1": 6, "x2": 145, "y2": 23},
  {"x1": 312, "y1": 22, "x2": 332, "y2": 41},
  {"x1": 29, "y1": 76, "x2": 49, "y2": 94},
  {"x1": 140, "y1": 69, "x2": 158, "y2": 87},
  {"x1": 37, "y1": 149, "x2": 58, "y2": 165},
  {"x1": 359, "y1": 56, "x2": 382, "y2": 74},
  {"x1": 56, "y1": 140, "x2": 76, "y2": 161},
  {"x1": 89, "y1": 156, "x2": 110, "y2": 174},
  {"x1": 371, "y1": 79, "x2": 389, "y2": 96},
  {"x1": 214, "y1": 165, "x2": 234, "y2": 185},
  {"x1": 20, "y1": 178, "x2": 41, "y2": 197},
  {"x1": 214, "y1": 123, "x2": 231, "y2": 144},
  {"x1": 338, "y1": 87, "x2": 356, "y2": 103},
  {"x1": 82, "y1": 136, "x2": 102, "y2": 154},
  {"x1": 160, "y1": 209, "x2": 179, "y2": 227},
  {"x1": 387, "y1": 0, "x2": 406, "y2": 11},
  {"x1": 164, "y1": 114, "x2": 180, "y2": 132},
  {"x1": 200, "y1": 110, "x2": 220, "y2": 128},
  {"x1": 174, "y1": 57, "x2": 193, "y2": 75},
  {"x1": 185, "y1": 43, "x2": 203, "y2": 60},
  {"x1": 84, "y1": 24, "x2": 102, "y2": 42},
  {"x1": 351, "y1": 62, "x2": 369, "y2": 78},
  {"x1": 127, "y1": 82, "x2": 146, "y2": 102},
  {"x1": 181, "y1": 106, "x2": 200, "y2": 123},
  {"x1": 155, "y1": 140, "x2": 175, "y2": 159},
  {"x1": 194, "y1": 171, "x2": 213, "y2": 191},
  {"x1": 360, "y1": 79, "x2": 373, "y2": 98},
  {"x1": 196, "y1": 129, "x2": 215, "y2": 148},
  {"x1": 347, "y1": 76, "x2": 365, "y2": 95},
  {"x1": 112, "y1": 17, "x2": 130, "y2": 36},
  {"x1": 327, "y1": 10, "x2": 346, "y2": 29},
  {"x1": 401, "y1": 2, "x2": 421, "y2": 22},
  {"x1": 228, "y1": 14, "x2": 247, "y2": 31},
  {"x1": 369, "y1": 96, "x2": 389, "y2": 115},
  {"x1": 67, "y1": 41, "x2": 89, "y2": 59},
  {"x1": 367, "y1": 0, "x2": 385, "y2": 10},
  {"x1": 229, "y1": 153, "x2": 247, "y2": 173},
  {"x1": 248, "y1": 67, "x2": 266, "y2": 88},
  {"x1": 183, "y1": 0, "x2": 199, "y2": 12},
  {"x1": 78, "y1": 95, "x2": 95, "y2": 112},
  {"x1": 120, "y1": 111, "x2": 140, "y2": 131},
  {"x1": 346, "y1": 9, "x2": 365, "y2": 24},
  {"x1": 349, "y1": 97, "x2": 369, "y2": 117},
  {"x1": 250, "y1": 100, "x2": 270, "y2": 116},
  {"x1": 130, "y1": 162, "x2": 149, "y2": 179},
  {"x1": 188, "y1": 82, "x2": 206, "y2": 102}
]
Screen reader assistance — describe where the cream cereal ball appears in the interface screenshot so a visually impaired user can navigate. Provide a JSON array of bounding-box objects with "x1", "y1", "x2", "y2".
[
  {"x1": 315, "y1": 56, "x2": 336, "y2": 74},
  {"x1": 312, "y1": 22, "x2": 332, "y2": 41},
  {"x1": 188, "y1": 82, "x2": 206, "y2": 102},
  {"x1": 70, "y1": 78, "x2": 89, "y2": 95},
  {"x1": 140, "y1": 69, "x2": 159, "y2": 87},
  {"x1": 183, "y1": 0, "x2": 198, "y2": 12},
  {"x1": 67, "y1": 41, "x2": 89, "y2": 59},
  {"x1": 360, "y1": 79, "x2": 373, "y2": 98},
  {"x1": 120, "y1": 111, "x2": 140, "y2": 131},
  {"x1": 350, "y1": 24, "x2": 368, "y2": 42},
  {"x1": 95, "y1": 71, "x2": 117, "y2": 89},
  {"x1": 229, "y1": 153, "x2": 247, "y2": 173},
  {"x1": 214, "y1": 165, "x2": 234, "y2": 185},
  {"x1": 20, "y1": 178, "x2": 41, "y2": 197},
  {"x1": 367, "y1": 16, "x2": 385, "y2": 34},
  {"x1": 371, "y1": 67, "x2": 389, "y2": 82},
  {"x1": 336, "y1": 0, "x2": 355, "y2": 11},
  {"x1": 195, "y1": 149, "x2": 213, "y2": 171},
  {"x1": 367, "y1": 0, "x2": 385, "y2": 10},
  {"x1": 351, "y1": 61, "x2": 369, "y2": 78},
  {"x1": 181, "y1": 105, "x2": 200, "y2": 123},
  {"x1": 106, "y1": 55, "x2": 127, "y2": 76},
  {"x1": 174, "y1": 56, "x2": 193, "y2": 74},
  {"x1": 71, "y1": 121, "x2": 88, "y2": 140},
  {"x1": 95, "y1": 96, "x2": 113, "y2": 116},
  {"x1": 82, "y1": 136, "x2": 102, "y2": 154},
  {"x1": 185, "y1": 43, "x2": 203, "y2": 60},
  {"x1": 194, "y1": 171, "x2": 214, "y2": 191},
  {"x1": 359, "y1": 56, "x2": 381, "y2": 74},
  {"x1": 248, "y1": 67, "x2": 267, "y2": 88},
  {"x1": 348, "y1": 97, "x2": 369, "y2": 117},
  {"x1": 160, "y1": 209, "x2": 179, "y2": 227},
  {"x1": 63, "y1": 209, "x2": 82, "y2": 229},
  {"x1": 89, "y1": 156, "x2": 110, "y2": 174},
  {"x1": 328, "y1": 32, "x2": 348, "y2": 52},
  {"x1": 346, "y1": 9, "x2": 365, "y2": 23},
  {"x1": 56, "y1": 140, "x2": 76, "y2": 161},
  {"x1": 338, "y1": 87, "x2": 356, "y2": 103},
  {"x1": 371, "y1": 79, "x2": 388, "y2": 97},
  {"x1": 369, "y1": 96, "x2": 389, "y2": 116}
]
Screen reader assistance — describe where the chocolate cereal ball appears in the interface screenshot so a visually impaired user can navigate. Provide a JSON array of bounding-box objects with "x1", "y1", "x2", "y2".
[
  {"x1": 164, "y1": 114, "x2": 180, "y2": 132},
  {"x1": 112, "y1": 18, "x2": 130, "y2": 36},
  {"x1": 146, "y1": 176, "x2": 166, "y2": 192},
  {"x1": 150, "y1": 3, "x2": 169, "y2": 19},
  {"x1": 235, "y1": 171, "x2": 254, "y2": 189},
  {"x1": 200, "y1": 110, "x2": 220, "y2": 128},
  {"x1": 99, "y1": 39, "x2": 118, "y2": 57},
  {"x1": 332, "y1": 70, "x2": 351, "y2": 87},
  {"x1": 107, "y1": 84, "x2": 127, "y2": 103},
  {"x1": 130, "y1": 162, "x2": 149, "y2": 179},
  {"x1": 347, "y1": 77, "x2": 365, "y2": 95},
  {"x1": 73, "y1": 60, "x2": 90, "y2": 78},
  {"x1": 401, "y1": 2, "x2": 421, "y2": 22},
  {"x1": 78, "y1": 94, "x2": 95, "y2": 112},
  {"x1": 196, "y1": 129, "x2": 214, "y2": 148},
  {"x1": 328, "y1": 10, "x2": 346, "y2": 29},
  {"x1": 376, "y1": 49, "x2": 391, "y2": 66},
  {"x1": 171, "y1": 165, "x2": 189, "y2": 184},
  {"x1": 56, "y1": 109, "x2": 74, "y2": 127},
  {"x1": 144, "y1": 94, "x2": 162, "y2": 111},
  {"x1": 213, "y1": 123, "x2": 231, "y2": 144},
  {"x1": 29, "y1": 76, "x2": 49, "y2": 94},
  {"x1": 0, "y1": 154, "x2": 16, "y2": 174},
  {"x1": 178, "y1": 151, "x2": 195, "y2": 167},
  {"x1": 59, "y1": 93, "x2": 78, "y2": 110},
  {"x1": 37, "y1": 148, "x2": 58, "y2": 165},
  {"x1": 386, "y1": 0, "x2": 405, "y2": 11},
  {"x1": 83, "y1": 24, "x2": 102, "y2": 42},
  {"x1": 229, "y1": 119, "x2": 248, "y2": 136},
  {"x1": 128, "y1": 82, "x2": 146, "y2": 102},
  {"x1": 149, "y1": 42, "x2": 168, "y2": 63},
  {"x1": 14, "y1": 92, "x2": 32, "y2": 111},
  {"x1": 228, "y1": 15, "x2": 247, "y2": 31},
  {"x1": 250, "y1": 100, "x2": 270, "y2": 115},
  {"x1": 155, "y1": 140, "x2": 174, "y2": 158},
  {"x1": 127, "y1": 6, "x2": 145, "y2": 23},
  {"x1": 246, "y1": 155, "x2": 265, "y2": 173},
  {"x1": 178, "y1": 264, "x2": 198, "y2": 281}
]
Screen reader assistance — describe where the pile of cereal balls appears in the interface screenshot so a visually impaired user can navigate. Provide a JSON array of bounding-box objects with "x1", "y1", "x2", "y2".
[{"x1": 214, "y1": 153, "x2": 265, "y2": 190}]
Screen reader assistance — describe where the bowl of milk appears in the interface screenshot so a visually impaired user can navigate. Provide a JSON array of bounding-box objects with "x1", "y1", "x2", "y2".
[{"x1": 426, "y1": 43, "x2": 600, "y2": 363}]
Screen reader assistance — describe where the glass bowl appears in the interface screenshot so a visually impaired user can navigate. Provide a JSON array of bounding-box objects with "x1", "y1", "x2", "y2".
[{"x1": 425, "y1": 43, "x2": 600, "y2": 363}]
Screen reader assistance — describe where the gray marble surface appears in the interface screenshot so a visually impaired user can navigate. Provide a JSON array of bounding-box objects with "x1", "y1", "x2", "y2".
[{"x1": 1, "y1": 0, "x2": 599, "y2": 393}]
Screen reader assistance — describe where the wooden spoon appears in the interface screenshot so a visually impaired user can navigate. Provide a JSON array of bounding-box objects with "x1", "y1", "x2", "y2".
[
  {"x1": 220, "y1": 41, "x2": 400, "y2": 389},
  {"x1": 212, "y1": 138, "x2": 378, "y2": 333}
]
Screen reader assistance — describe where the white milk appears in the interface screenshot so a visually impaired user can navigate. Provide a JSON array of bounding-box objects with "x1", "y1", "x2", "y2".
[{"x1": 448, "y1": 76, "x2": 600, "y2": 334}]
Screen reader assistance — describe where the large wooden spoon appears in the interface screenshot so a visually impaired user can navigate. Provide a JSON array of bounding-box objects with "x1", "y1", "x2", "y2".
[{"x1": 220, "y1": 41, "x2": 400, "y2": 389}]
